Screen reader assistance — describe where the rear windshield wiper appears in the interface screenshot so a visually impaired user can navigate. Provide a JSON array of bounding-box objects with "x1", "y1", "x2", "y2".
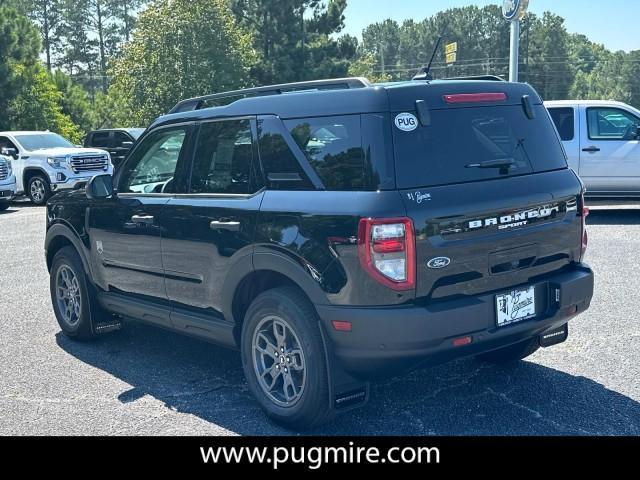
[{"x1": 465, "y1": 158, "x2": 515, "y2": 169}]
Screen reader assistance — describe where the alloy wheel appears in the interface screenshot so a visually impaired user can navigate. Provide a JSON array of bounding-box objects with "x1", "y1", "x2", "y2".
[
  {"x1": 30, "y1": 179, "x2": 46, "y2": 203},
  {"x1": 55, "y1": 265, "x2": 82, "y2": 327},
  {"x1": 252, "y1": 315, "x2": 306, "y2": 407}
]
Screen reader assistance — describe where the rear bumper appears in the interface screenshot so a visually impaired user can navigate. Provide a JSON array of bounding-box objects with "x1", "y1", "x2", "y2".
[{"x1": 316, "y1": 264, "x2": 594, "y2": 376}]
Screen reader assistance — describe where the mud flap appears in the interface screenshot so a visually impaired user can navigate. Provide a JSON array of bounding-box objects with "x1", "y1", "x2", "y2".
[{"x1": 319, "y1": 322, "x2": 370, "y2": 413}]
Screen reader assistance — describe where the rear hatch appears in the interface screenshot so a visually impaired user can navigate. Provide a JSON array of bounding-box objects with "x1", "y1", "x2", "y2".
[{"x1": 387, "y1": 81, "x2": 584, "y2": 304}]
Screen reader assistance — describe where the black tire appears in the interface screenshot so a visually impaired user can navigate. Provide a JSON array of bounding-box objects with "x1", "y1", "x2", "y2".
[
  {"x1": 27, "y1": 174, "x2": 51, "y2": 205},
  {"x1": 241, "y1": 286, "x2": 333, "y2": 430},
  {"x1": 0, "y1": 202, "x2": 9, "y2": 211},
  {"x1": 50, "y1": 246, "x2": 98, "y2": 340},
  {"x1": 476, "y1": 338, "x2": 540, "y2": 364}
]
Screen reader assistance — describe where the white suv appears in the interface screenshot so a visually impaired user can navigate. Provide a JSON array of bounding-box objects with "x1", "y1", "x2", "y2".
[
  {"x1": 0, "y1": 131, "x2": 113, "y2": 205},
  {"x1": 0, "y1": 151, "x2": 16, "y2": 211}
]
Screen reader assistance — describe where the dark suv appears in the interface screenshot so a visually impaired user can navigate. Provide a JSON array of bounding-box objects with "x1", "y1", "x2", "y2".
[
  {"x1": 84, "y1": 128, "x2": 145, "y2": 168},
  {"x1": 45, "y1": 77, "x2": 594, "y2": 429}
]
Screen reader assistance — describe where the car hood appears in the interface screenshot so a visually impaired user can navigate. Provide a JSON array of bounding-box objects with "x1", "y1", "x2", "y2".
[{"x1": 25, "y1": 147, "x2": 109, "y2": 157}]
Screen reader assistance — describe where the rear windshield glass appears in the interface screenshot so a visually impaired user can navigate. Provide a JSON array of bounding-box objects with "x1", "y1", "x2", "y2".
[{"x1": 393, "y1": 104, "x2": 567, "y2": 189}]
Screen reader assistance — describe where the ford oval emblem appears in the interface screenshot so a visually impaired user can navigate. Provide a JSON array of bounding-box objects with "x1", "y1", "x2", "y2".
[{"x1": 427, "y1": 257, "x2": 450, "y2": 269}]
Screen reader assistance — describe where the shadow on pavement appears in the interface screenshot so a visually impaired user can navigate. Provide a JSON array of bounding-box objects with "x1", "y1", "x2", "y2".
[
  {"x1": 587, "y1": 208, "x2": 639, "y2": 226},
  {"x1": 56, "y1": 321, "x2": 640, "y2": 436}
]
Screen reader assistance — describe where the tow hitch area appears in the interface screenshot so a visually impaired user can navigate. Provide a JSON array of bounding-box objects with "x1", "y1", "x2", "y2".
[{"x1": 539, "y1": 323, "x2": 568, "y2": 347}]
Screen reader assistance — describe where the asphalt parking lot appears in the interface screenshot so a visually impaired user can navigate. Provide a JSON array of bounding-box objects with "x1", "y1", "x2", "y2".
[{"x1": 0, "y1": 200, "x2": 638, "y2": 435}]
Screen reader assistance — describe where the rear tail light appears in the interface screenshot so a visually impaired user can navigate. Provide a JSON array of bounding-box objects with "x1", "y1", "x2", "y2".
[
  {"x1": 358, "y1": 217, "x2": 415, "y2": 290},
  {"x1": 443, "y1": 92, "x2": 507, "y2": 104},
  {"x1": 579, "y1": 192, "x2": 589, "y2": 261}
]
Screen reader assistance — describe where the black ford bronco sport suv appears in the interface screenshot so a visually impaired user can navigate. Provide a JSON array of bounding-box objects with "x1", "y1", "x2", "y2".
[{"x1": 45, "y1": 77, "x2": 594, "y2": 429}]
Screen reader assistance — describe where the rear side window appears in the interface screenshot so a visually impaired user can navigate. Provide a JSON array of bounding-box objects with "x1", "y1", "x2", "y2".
[
  {"x1": 284, "y1": 115, "x2": 365, "y2": 191},
  {"x1": 257, "y1": 116, "x2": 314, "y2": 190},
  {"x1": 191, "y1": 119, "x2": 255, "y2": 195},
  {"x1": 548, "y1": 107, "x2": 574, "y2": 141},
  {"x1": 393, "y1": 104, "x2": 567, "y2": 189}
]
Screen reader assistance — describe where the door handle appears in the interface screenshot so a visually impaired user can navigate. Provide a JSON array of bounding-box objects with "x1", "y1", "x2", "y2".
[
  {"x1": 131, "y1": 214, "x2": 154, "y2": 225},
  {"x1": 210, "y1": 220, "x2": 241, "y2": 231},
  {"x1": 582, "y1": 146, "x2": 601, "y2": 153}
]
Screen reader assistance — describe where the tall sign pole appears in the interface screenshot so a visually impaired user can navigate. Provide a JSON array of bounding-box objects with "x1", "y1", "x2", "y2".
[{"x1": 502, "y1": 0, "x2": 529, "y2": 82}]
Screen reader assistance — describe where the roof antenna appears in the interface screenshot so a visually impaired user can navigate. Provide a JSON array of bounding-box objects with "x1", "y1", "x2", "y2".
[{"x1": 413, "y1": 32, "x2": 446, "y2": 81}]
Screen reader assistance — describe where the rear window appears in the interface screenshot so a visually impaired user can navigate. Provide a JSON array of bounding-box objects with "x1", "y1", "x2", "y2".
[
  {"x1": 393, "y1": 104, "x2": 567, "y2": 189},
  {"x1": 548, "y1": 107, "x2": 575, "y2": 141}
]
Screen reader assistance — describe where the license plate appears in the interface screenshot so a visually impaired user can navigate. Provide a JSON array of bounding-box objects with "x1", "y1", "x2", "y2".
[{"x1": 496, "y1": 286, "x2": 536, "y2": 327}]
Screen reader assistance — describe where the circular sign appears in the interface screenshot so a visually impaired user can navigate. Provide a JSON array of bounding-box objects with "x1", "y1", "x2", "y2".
[
  {"x1": 502, "y1": 0, "x2": 529, "y2": 21},
  {"x1": 394, "y1": 113, "x2": 419, "y2": 132}
]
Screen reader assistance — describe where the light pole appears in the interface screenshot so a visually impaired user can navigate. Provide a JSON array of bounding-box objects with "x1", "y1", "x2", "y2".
[{"x1": 502, "y1": 0, "x2": 529, "y2": 82}]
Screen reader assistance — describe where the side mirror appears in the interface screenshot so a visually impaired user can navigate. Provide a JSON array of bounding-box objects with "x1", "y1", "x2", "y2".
[
  {"x1": 86, "y1": 174, "x2": 114, "y2": 200},
  {"x1": 1, "y1": 147, "x2": 18, "y2": 159},
  {"x1": 121, "y1": 141, "x2": 134, "y2": 148},
  {"x1": 635, "y1": 125, "x2": 640, "y2": 139}
]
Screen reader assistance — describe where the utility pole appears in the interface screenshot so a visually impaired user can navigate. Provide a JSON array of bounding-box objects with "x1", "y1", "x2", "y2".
[{"x1": 502, "y1": 0, "x2": 529, "y2": 82}]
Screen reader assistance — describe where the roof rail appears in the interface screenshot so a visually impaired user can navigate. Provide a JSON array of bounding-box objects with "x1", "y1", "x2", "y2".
[
  {"x1": 168, "y1": 77, "x2": 372, "y2": 114},
  {"x1": 442, "y1": 75, "x2": 506, "y2": 82}
]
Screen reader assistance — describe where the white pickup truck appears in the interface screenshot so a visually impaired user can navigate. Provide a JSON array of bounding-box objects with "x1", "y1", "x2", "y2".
[
  {"x1": 545, "y1": 100, "x2": 640, "y2": 200},
  {"x1": 0, "y1": 131, "x2": 113, "y2": 205}
]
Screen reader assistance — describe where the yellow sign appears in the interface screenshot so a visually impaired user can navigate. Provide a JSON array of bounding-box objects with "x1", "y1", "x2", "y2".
[
  {"x1": 445, "y1": 42, "x2": 458, "y2": 55},
  {"x1": 446, "y1": 52, "x2": 457, "y2": 64}
]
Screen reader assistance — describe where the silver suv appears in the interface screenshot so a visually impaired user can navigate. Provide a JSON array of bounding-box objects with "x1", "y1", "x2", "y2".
[{"x1": 0, "y1": 131, "x2": 113, "y2": 205}]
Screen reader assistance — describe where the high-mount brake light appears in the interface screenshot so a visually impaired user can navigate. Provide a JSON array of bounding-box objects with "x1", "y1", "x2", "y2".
[
  {"x1": 358, "y1": 217, "x2": 415, "y2": 291},
  {"x1": 444, "y1": 92, "x2": 507, "y2": 104}
]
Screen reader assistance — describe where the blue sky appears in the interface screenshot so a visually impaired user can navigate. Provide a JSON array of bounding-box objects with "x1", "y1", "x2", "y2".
[{"x1": 342, "y1": 0, "x2": 638, "y2": 52}]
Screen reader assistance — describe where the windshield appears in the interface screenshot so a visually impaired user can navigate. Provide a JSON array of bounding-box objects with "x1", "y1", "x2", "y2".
[
  {"x1": 393, "y1": 104, "x2": 567, "y2": 189},
  {"x1": 14, "y1": 133, "x2": 74, "y2": 151},
  {"x1": 126, "y1": 128, "x2": 145, "y2": 139}
]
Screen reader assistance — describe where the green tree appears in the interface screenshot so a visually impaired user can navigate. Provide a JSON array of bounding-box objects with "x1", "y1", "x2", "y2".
[
  {"x1": 110, "y1": 0, "x2": 256, "y2": 125},
  {"x1": 9, "y1": 63, "x2": 83, "y2": 143},
  {"x1": 231, "y1": 0, "x2": 355, "y2": 84},
  {"x1": 110, "y1": 0, "x2": 146, "y2": 42},
  {"x1": 24, "y1": 0, "x2": 63, "y2": 71},
  {"x1": 347, "y1": 53, "x2": 390, "y2": 83},
  {"x1": 0, "y1": 6, "x2": 41, "y2": 130},
  {"x1": 58, "y1": 0, "x2": 100, "y2": 94},
  {"x1": 51, "y1": 70, "x2": 95, "y2": 133},
  {"x1": 526, "y1": 12, "x2": 573, "y2": 100}
]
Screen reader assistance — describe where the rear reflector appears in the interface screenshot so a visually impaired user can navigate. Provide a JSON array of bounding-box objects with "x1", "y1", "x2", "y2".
[
  {"x1": 332, "y1": 321, "x2": 352, "y2": 332},
  {"x1": 453, "y1": 336, "x2": 473, "y2": 347},
  {"x1": 444, "y1": 92, "x2": 507, "y2": 104}
]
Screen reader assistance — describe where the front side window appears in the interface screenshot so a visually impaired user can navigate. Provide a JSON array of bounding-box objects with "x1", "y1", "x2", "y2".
[
  {"x1": 90, "y1": 132, "x2": 111, "y2": 148},
  {"x1": 548, "y1": 107, "x2": 575, "y2": 141},
  {"x1": 113, "y1": 132, "x2": 132, "y2": 148},
  {"x1": 0, "y1": 136, "x2": 18, "y2": 152},
  {"x1": 587, "y1": 107, "x2": 640, "y2": 140},
  {"x1": 284, "y1": 115, "x2": 365, "y2": 191},
  {"x1": 190, "y1": 119, "x2": 255, "y2": 195},
  {"x1": 118, "y1": 127, "x2": 188, "y2": 194}
]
